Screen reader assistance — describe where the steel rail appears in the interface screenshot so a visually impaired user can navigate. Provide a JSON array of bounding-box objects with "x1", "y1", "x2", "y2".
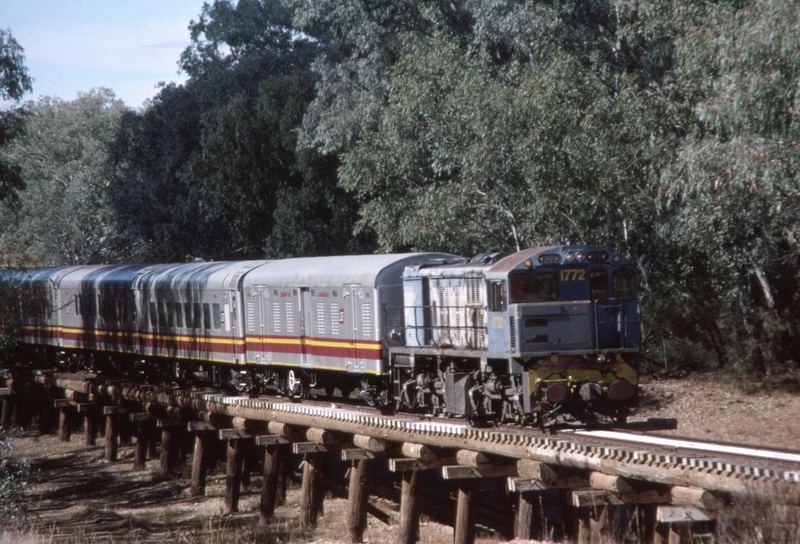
[{"x1": 571, "y1": 429, "x2": 800, "y2": 465}]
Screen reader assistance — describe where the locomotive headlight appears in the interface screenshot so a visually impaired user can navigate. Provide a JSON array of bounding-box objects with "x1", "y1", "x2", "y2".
[
  {"x1": 575, "y1": 251, "x2": 584, "y2": 261},
  {"x1": 564, "y1": 252, "x2": 575, "y2": 262},
  {"x1": 613, "y1": 255, "x2": 621, "y2": 263},
  {"x1": 524, "y1": 259, "x2": 533, "y2": 268}
]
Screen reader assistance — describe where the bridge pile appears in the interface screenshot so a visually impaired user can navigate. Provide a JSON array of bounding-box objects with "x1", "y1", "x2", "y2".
[{"x1": 2, "y1": 367, "x2": 799, "y2": 544}]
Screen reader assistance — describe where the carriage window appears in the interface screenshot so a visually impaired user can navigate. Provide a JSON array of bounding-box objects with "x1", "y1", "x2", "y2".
[
  {"x1": 590, "y1": 270, "x2": 608, "y2": 301},
  {"x1": 193, "y1": 303, "x2": 202, "y2": 329},
  {"x1": 488, "y1": 281, "x2": 507, "y2": 311},
  {"x1": 167, "y1": 303, "x2": 175, "y2": 328},
  {"x1": 175, "y1": 303, "x2": 183, "y2": 328},
  {"x1": 158, "y1": 302, "x2": 167, "y2": 327},
  {"x1": 203, "y1": 303, "x2": 211, "y2": 329},
  {"x1": 212, "y1": 303, "x2": 221, "y2": 329},
  {"x1": 124, "y1": 299, "x2": 134, "y2": 324},
  {"x1": 510, "y1": 273, "x2": 559, "y2": 303},
  {"x1": 612, "y1": 268, "x2": 636, "y2": 300}
]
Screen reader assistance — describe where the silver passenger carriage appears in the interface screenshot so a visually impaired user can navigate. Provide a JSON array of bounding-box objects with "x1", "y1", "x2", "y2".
[{"x1": 241, "y1": 253, "x2": 453, "y2": 400}]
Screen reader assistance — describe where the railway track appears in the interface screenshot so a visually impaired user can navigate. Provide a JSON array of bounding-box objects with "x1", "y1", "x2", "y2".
[
  {"x1": 3, "y1": 368, "x2": 799, "y2": 544},
  {"x1": 35, "y1": 372, "x2": 800, "y2": 496}
]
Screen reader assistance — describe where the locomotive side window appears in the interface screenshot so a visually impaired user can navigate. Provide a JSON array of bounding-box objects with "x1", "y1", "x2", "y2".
[
  {"x1": 510, "y1": 273, "x2": 558, "y2": 303},
  {"x1": 488, "y1": 281, "x2": 507, "y2": 312},
  {"x1": 149, "y1": 302, "x2": 158, "y2": 327},
  {"x1": 590, "y1": 270, "x2": 608, "y2": 301},
  {"x1": 612, "y1": 268, "x2": 636, "y2": 300}
]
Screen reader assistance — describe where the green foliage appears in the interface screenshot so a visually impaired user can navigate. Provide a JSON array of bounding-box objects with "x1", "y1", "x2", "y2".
[
  {"x1": 644, "y1": 0, "x2": 800, "y2": 373},
  {"x1": 0, "y1": 429, "x2": 34, "y2": 527},
  {"x1": 0, "y1": 29, "x2": 32, "y2": 103},
  {"x1": 107, "y1": 0, "x2": 368, "y2": 262},
  {"x1": 0, "y1": 29, "x2": 32, "y2": 204},
  {"x1": 0, "y1": 89, "x2": 127, "y2": 265}
]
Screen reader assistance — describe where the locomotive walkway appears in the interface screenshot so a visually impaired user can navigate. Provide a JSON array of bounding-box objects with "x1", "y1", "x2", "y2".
[{"x1": 3, "y1": 368, "x2": 799, "y2": 544}]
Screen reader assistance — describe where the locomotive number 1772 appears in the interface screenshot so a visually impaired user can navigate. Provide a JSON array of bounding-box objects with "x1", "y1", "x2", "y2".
[{"x1": 560, "y1": 268, "x2": 586, "y2": 281}]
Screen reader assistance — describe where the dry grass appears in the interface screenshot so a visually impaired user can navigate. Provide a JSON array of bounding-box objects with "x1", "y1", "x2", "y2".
[
  {"x1": 5, "y1": 433, "x2": 488, "y2": 544},
  {"x1": 635, "y1": 373, "x2": 800, "y2": 449},
  {"x1": 716, "y1": 485, "x2": 800, "y2": 544}
]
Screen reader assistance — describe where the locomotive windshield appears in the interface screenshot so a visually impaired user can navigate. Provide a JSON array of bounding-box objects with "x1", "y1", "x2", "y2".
[{"x1": 510, "y1": 272, "x2": 559, "y2": 303}]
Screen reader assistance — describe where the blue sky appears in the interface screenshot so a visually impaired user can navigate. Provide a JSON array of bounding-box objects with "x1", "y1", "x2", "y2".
[{"x1": 4, "y1": 0, "x2": 207, "y2": 108}]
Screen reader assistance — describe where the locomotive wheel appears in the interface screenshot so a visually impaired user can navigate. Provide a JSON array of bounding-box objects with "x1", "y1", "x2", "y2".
[{"x1": 287, "y1": 370, "x2": 305, "y2": 400}]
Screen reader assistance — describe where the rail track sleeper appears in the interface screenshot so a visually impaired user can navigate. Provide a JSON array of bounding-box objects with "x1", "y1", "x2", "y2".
[
  {"x1": 390, "y1": 457, "x2": 457, "y2": 472},
  {"x1": 254, "y1": 434, "x2": 290, "y2": 446},
  {"x1": 341, "y1": 448, "x2": 381, "y2": 461},
  {"x1": 219, "y1": 428, "x2": 272, "y2": 440},
  {"x1": 293, "y1": 441, "x2": 354, "y2": 454},
  {"x1": 156, "y1": 417, "x2": 181, "y2": 427},
  {"x1": 442, "y1": 463, "x2": 518, "y2": 479},
  {"x1": 657, "y1": 505, "x2": 714, "y2": 523}
]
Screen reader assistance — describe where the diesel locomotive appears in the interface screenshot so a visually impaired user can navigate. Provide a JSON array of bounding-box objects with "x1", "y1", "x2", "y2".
[{"x1": 3, "y1": 245, "x2": 640, "y2": 426}]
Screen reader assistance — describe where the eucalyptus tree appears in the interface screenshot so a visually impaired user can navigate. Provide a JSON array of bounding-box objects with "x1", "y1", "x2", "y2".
[
  {"x1": 107, "y1": 0, "x2": 367, "y2": 262},
  {"x1": 295, "y1": 0, "x2": 680, "y2": 255},
  {"x1": 0, "y1": 89, "x2": 127, "y2": 265},
  {"x1": 649, "y1": 0, "x2": 800, "y2": 372},
  {"x1": 0, "y1": 28, "x2": 33, "y2": 203}
]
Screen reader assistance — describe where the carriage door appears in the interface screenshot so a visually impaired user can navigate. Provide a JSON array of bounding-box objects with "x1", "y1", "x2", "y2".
[
  {"x1": 589, "y1": 268, "x2": 621, "y2": 349},
  {"x1": 344, "y1": 284, "x2": 361, "y2": 372},
  {"x1": 298, "y1": 287, "x2": 311, "y2": 368},
  {"x1": 255, "y1": 287, "x2": 269, "y2": 364}
]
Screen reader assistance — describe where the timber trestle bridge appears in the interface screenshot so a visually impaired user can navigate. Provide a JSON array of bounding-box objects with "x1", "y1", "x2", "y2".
[{"x1": 2, "y1": 367, "x2": 799, "y2": 544}]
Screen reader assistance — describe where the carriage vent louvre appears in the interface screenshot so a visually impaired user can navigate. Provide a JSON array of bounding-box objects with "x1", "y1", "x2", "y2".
[
  {"x1": 509, "y1": 316, "x2": 517, "y2": 351},
  {"x1": 316, "y1": 302, "x2": 325, "y2": 335},
  {"x1": 285, "y1": 301, "x2": 294, "y2": 333},
  {"x1": 362, "y1": 302, "x2": 372, "y2": 338},
  {"x1": 273, "y1": 302, "x2": 281, "y2": 333},
  {"x1": 466, "y1": 278, "x2": 482, "y2": 305},
  {"x1": 454, "y1": 288, "x2": 462, "y2": 344},
  {"x1": 476, "y1": 310, "x2": 486, "y2": 347},
  {"x1": 246, "y1": 302, "x2": 255, "y2": 333},
  {"x1": 330, "y1": 302, "x2": 340, "y2": 335},
  {"x1": 436, "y1": 286, "x2": 450, "y2": 342}
]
